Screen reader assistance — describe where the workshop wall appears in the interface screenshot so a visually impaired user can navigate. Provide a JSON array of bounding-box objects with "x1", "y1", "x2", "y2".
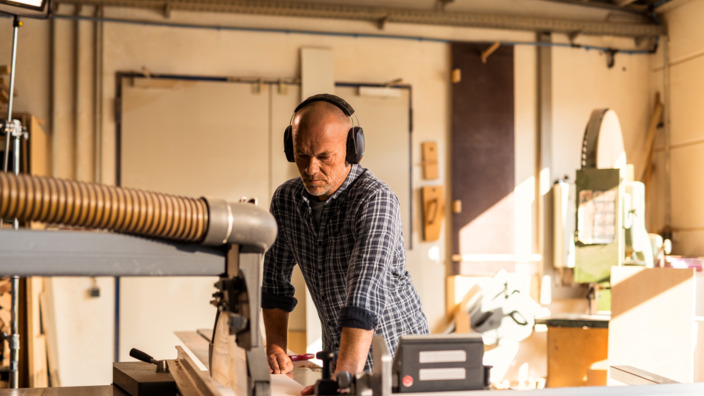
[
  {"x1": 649, "y1": 0, "x2": 704, "y2": 256},
  {"x1": 0, "y1": 4, "x2": 654, "y2": 386}
]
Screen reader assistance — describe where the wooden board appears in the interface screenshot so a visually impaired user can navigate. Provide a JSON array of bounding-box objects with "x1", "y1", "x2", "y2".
[
  {"x1": 209, "y1": 313, "x2": 247, "y2": 395},
  {"x1": 39, "y1": 283, "x2": 60, "y2": 386},
  {"x1": 422, "y1": 186, "x2": 444, "y2": 242},
  {"x1": 609, "y1": 267, "x2": 696, "y2": 384},
  {"x1": 174, "y1": 331, "x2": 211, "y2": 371},
  {"x1": 421, "y1": 141, "x2": 439, "y2": 180},
  {"x1": 27, "y1": 277, "x2": 48, "y2": 388},
  {"x1": 546, "y1": 326, "x2": 608, "y2": 387},
  {"x1": 207, "y1": 316, "x2": 306, "y2": 396},
  {"x1": 637, "y1": 93, "x2": 663, "y2": 183}
]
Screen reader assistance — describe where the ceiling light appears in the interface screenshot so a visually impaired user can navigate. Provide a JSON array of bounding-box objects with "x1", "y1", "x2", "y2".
[{"x1": 0, "y1": 0, "x2": 49, "y2": 16}]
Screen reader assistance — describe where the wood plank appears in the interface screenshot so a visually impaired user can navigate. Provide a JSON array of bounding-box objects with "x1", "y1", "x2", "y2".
[
  {"x1": 39, "y1": 281, "x2": 60, "y2": 387},
  {"x1": 609, "y1": 267, "x2": 696, "y2": 384},
  {"x1": 546, "y1": 326, "x2": 608, "y2": 387},
  {"x1": 209, "y1": 313, "x2": 247, "y2": 395},
  {"x1": 637, "y1": 93, "x2": 663, "y2": 183},
  {"x1": 610, "y1": 365, "x2": 678, "y2": 385},
  {"x1": 421, "y1": 185, "x2": 444, "y2": 242},
  {"x1": 28, "y1": 115, "x2": 49, "y2": 178},
  {"x1": 175, "y1": 331, "x2": 211, "y2": 371},
  {"x1": 0, "y1": 278, "x2": 10, "y2": 372},
  {"x1": 453, "y1": 284, "x2": 481, "y2": 334},
  {"x1": 27, "y1": 277, "x2": 48, "y2": 387},
  {"x1": 421, "y1": 141, "x2": 439, "y2": 180},
  {"x1": 167, "y1": 346, "x2": 221, "y2": 396}
]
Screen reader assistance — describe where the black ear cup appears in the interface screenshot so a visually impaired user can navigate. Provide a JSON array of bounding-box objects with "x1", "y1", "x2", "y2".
[
  {"x1": 284, "y1": 125, "x2": 295, "y2": 162},
  {"x1": 346, "y1": 127, "x2": 365, "y2": 164}
]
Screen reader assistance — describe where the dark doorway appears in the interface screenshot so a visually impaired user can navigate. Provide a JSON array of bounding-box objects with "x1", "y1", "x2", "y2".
[{"x1": 451, "y1": 42, "x2": 515, "y2": 275}]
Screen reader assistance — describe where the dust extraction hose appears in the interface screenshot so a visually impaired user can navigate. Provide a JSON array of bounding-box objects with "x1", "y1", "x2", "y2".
[{"x1": 0, "y1": 172, "x2": 277, "y2": 250}]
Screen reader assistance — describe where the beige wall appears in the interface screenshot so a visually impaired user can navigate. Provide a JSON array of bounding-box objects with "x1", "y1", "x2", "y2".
[
  {"x1": 0, "y1": 6, "x2": 655, "y2": 385},
  {"x1": 650, "y1": 0, "x2": 704, "y2": 256}
]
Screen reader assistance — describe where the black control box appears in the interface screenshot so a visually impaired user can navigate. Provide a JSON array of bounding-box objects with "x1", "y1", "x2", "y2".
[{"x1": 393, "y1": 334, "x2": 488, "y2": 393}]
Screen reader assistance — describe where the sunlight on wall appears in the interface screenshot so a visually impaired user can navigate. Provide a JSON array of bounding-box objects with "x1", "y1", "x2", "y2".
[
  {"x1": 459, "y1": 193, "x2": 515, "y2": 255},
  {"x1": 514, "y1": 175, "x2": 536, "y2": 263}
]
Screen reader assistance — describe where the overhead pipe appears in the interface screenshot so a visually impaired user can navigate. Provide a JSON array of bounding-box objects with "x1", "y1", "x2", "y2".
[{"x1": 52, "y1": 0, "x2": 664, "y2": 39}]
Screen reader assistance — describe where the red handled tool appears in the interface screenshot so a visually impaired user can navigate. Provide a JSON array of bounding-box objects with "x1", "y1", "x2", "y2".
[{"x1": 289, "y1": 353, "x2": 314, "y2": 362}]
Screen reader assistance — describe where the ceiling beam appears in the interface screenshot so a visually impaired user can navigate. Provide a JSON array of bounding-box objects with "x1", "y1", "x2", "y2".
[
  {"x1": 530, "y1": 0, "x2": 648, "y2": 14},
  {"x1": 55, "y1": 0, "x2": 665, "y2": 38}
]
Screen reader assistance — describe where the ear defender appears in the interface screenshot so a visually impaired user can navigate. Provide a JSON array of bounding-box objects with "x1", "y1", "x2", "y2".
[
  {"x1": 284, "y1": 94, "x2": 365, "y2": 164},
  {"x1": 346, "y1": 127, "x2": 365, "y2": 164},
  {"x1": 284, "y1": 125, "x2": 295, "y2": 162}
]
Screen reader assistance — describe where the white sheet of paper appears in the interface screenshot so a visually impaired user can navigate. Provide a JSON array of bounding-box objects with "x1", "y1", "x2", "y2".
[{"x1": 271, "y1": 374, "x2": 305, "y2": 396}]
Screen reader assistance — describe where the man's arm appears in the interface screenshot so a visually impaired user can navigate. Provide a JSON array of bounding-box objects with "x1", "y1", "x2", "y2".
[
  {"x1": 263, "y1": 308, "x2": 294, "y2": 374},
  {"x1": 301, "y1": 327, "x2": 374, "y2": 396},
  {"x1": 335, "y1": 327, "x2": 374, "y2": 375}
]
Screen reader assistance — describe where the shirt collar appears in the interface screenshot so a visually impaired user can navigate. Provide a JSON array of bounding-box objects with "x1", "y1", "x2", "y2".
[{"x1": 302, "y1": 164, "x2": 364, "y2": 203}]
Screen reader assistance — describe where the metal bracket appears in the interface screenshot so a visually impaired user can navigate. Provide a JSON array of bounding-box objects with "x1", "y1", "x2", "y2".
[
  {"x1": 211, "y1": 244, "x2": 270, "y2": 396},
  {"x1": 376, "y1": 14, "x2": 389, "y2": 30},
  {"x1": 567, "y1": 31, "x2": 581, "y2": 45},
  {"x1": 605, "y1": 49, "x2": 617, "y2": 68},
  {"x1": 1, "y1": 119, "x2": 26, "y2": 139}
]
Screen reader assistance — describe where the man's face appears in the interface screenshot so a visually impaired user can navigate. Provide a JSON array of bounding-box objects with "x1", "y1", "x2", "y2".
[{"x1": 292, "y1": 106, "x2": 350, "y2": 201}]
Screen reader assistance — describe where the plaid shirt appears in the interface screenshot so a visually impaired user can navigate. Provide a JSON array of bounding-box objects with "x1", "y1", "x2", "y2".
[{"x1": 262, "y1": 164, "x2": 429, "y2": 369}]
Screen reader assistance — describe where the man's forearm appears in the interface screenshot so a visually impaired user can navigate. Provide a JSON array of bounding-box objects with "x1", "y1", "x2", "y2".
[
  {"x1": 263, "y1": 308, "x2": 289, "y2": 350},
  {"x1": 263, "y1": 308, "x2": 294, "y2": 374},
  {"x1": 335, "y1": 327, "x2": 374, "y2": 374}
]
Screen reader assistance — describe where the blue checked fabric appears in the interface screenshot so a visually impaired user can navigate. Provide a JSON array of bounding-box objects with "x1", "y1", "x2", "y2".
[{"x1": 262, "y1": 164, "x2": 429, "y2": 370}]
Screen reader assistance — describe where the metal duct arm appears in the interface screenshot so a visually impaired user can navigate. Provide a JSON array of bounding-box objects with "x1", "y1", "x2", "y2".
[{"x1": 0, "y1": 172, "x2": 276, "y2": 250}]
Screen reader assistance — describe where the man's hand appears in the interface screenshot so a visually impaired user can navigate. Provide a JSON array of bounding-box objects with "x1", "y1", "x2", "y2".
[{"x1": 266, "y1": 344, "x2": 294, "y2": 374}]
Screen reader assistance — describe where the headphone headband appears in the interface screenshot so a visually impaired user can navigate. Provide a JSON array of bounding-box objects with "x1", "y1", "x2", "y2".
[{"x1": 294, "y1": 93, "x2": 355, "y2": 117}]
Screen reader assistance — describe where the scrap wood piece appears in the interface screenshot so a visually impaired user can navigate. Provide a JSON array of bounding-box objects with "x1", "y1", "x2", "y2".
[
  {"x1": 40, "y1": 280, "x2": 61, "y2": 387},
  {"x1": 454, "y1": 284, "x2": 482, "y2": 333},
  {"x1": 637, "y1": 92, "x2": 664, "y2": 183},
  {"x1": 27, "y1": 277, "x2": 49, "y2": 387},
  {"x1": 481, "y1": 41, "x2": 501, "y2": 64},
  {"x1": 422, "y1": 185, "x2": 444, "y2": 242},
  {"x1": 421, "y1": 141, "x2": 439, "y2": 180},
  {"x1": 168, "y1": 346, "x2": 221, "y2": 396}
]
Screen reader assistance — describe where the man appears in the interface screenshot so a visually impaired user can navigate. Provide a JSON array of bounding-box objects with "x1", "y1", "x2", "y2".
[{"x1": 261, "y1": 94, "x2": 429, "y2": 386}]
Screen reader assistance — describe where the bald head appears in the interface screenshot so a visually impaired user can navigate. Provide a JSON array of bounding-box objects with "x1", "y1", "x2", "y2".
[{"x1": 294, "y1": 101, "x2": 350, "y2": 137}]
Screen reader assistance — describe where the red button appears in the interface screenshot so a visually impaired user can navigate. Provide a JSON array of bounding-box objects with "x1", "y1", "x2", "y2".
[{"x1": 402, "y1": 375, "x2": 414, "y2": 388}]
